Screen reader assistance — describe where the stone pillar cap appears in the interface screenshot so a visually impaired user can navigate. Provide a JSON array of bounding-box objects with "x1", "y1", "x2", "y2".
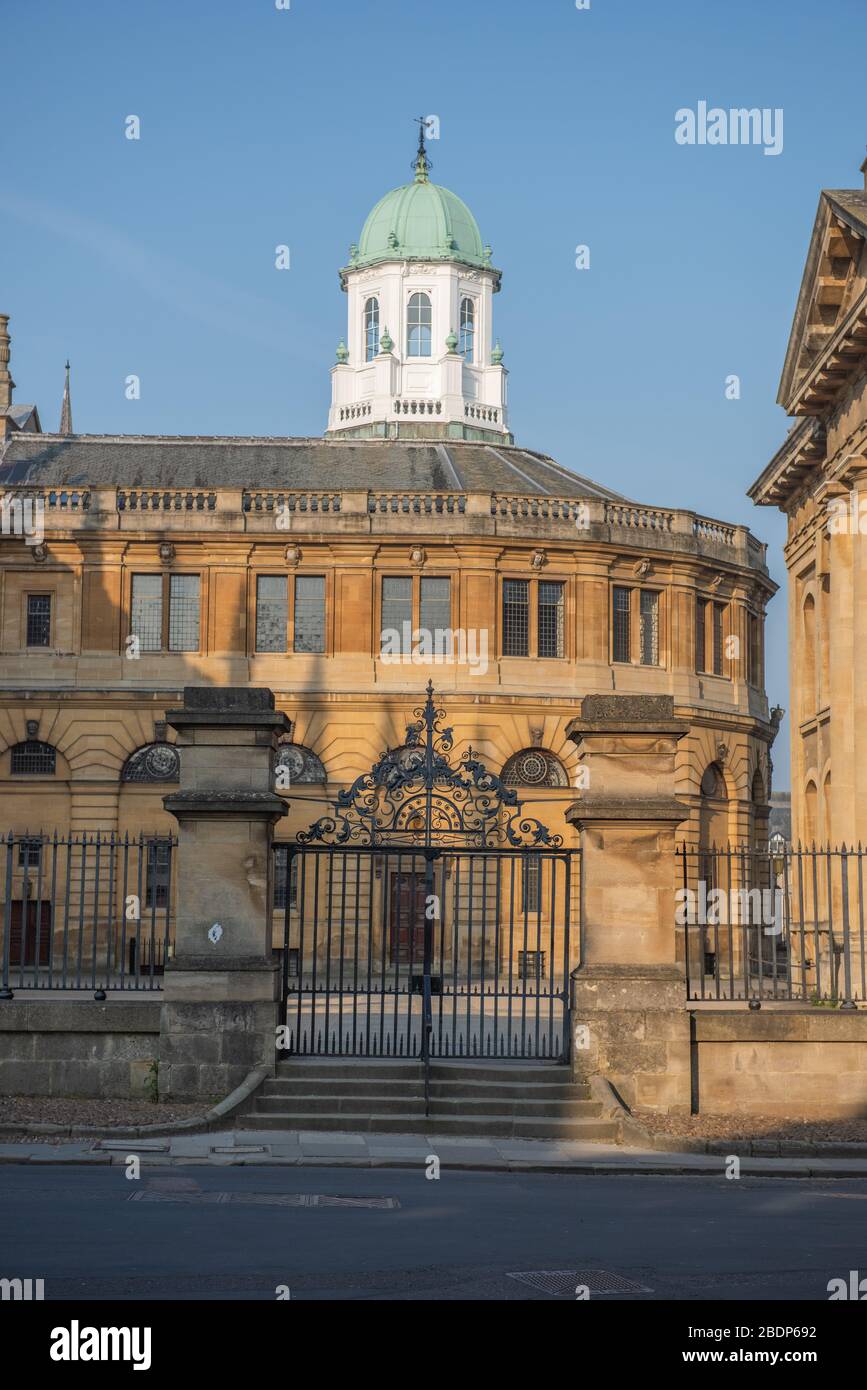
[
  {"x1": 165, "y1": 685, "x2": 291, "y2": 733},
  {"x1": 567, "y1": 693, "x2": 689, "y2": 739}
]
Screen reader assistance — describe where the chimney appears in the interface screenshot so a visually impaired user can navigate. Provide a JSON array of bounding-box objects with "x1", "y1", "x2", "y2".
[{"x1": 0, "y1": 314, "x2": 14, "y2": 413}]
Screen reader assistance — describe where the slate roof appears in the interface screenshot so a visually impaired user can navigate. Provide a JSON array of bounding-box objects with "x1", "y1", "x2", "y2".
[{"x1": 0, "y1": 434, "x2": 630, "y2": 501}]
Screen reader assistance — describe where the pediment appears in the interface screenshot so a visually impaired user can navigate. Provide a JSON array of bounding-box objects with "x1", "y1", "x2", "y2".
[{"x1": 778, "y1": 190, "x2": 867, "y2": 414}]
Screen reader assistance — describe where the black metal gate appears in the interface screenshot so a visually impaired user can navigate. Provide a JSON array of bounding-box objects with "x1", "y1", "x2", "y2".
[{"x1": 277, "y1": 685, "x2": 579, "y2": 1065}]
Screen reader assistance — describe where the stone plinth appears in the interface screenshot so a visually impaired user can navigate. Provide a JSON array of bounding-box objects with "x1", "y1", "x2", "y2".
[
  {"x1": 566, "y1": 694, "x2": 692, "y2": 1112},
  {"x1": 158, "y1": 686, "x2": 290, "y2": 1101}
]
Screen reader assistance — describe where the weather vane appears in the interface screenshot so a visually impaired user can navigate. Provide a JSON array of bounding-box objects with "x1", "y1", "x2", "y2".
[{"x1": 412, "y1": 116, "x2": 432, "y2": 179}]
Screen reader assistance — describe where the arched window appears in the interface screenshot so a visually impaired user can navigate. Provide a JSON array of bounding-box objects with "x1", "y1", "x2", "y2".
[
  {"x1": 805, "y1": 780, "x2": 818, "y2": 844},
  {"x1": 406, "y1": 292, "x2": 432, "y2": 357},
  {"x1": 699, "y1": 762, "x2": 727, "y2": 875},
  {"x1": 700, "y1": 764, "x2": 724, "y2": 799},
  {"x1": 274, "y1": 742, "x2": 327, "y2": 784},
  {"x1": 802, "y1": 593, "x2": 816, "y2": 721},
  {"x1": 122, "y1": 743, "x2": 180, "y2": 783},
  {"x1": 10, "y1": 741, "x2": 56, "y2": 775},
  {"x1": 501, "y1": 749, "x2": 568, "y2": 788},
  {"x1": 459, "y1": 297, "x2": 475, "y2": 361},
  {"x1": 364, "y1": 296, "x2": 379, "y2": 361}
]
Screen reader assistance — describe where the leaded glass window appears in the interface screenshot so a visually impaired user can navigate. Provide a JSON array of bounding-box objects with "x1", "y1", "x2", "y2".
[
  {"x1": 419, "y1": 577, "x2": 451, "y2": 652},
  {"x1": 381, "y1": 577, "x2": 413, "y2": 654},
  {"x1": 131, "y1": 574, "x2": 163, "y2": 653},
  {"x1": 26, "y1": 594, "x2": 51, "y2": 647},
  {"x1": 612, "y1": 586, "x2": 631, "y2": 663},
  {"x1": 256, "y1": 576, "x2": 288, "y2": 652},
  {"x1": 168, "y1": 575, "x2": 200, "y2": 652},
  {"x1": 639, "y1": 590, "x2": 659, "y2": 666},
  {"x1": 503, "y1": 579, "x2": 529, "y2": 657},
  {"x1": 294, "y1": 576, "x2": 325, "y2": 654},
  {"x1": 538, "y1": 581, "x2": 564, "y2": 658}
]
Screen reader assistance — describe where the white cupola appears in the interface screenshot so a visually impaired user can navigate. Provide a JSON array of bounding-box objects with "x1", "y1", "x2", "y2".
[{"x1": 327, "y1": 127, "x2": 510, "y2": 442}]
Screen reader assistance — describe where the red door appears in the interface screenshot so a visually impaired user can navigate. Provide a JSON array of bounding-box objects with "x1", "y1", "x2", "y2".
[
  {"x1": 389, "y1": 873, "x2": 427, "y2": 965},
  {"x1": 9, "y1": 902, "x2": 52, "y2": 967}
]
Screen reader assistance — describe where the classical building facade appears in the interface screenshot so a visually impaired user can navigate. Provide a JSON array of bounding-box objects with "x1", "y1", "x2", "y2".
[
  {"x1": 0, "y1": 140, "x2": 778, "y2": 914},
  {"x1": 750, "y1": 152, "x2": 867, "y2": 847}
]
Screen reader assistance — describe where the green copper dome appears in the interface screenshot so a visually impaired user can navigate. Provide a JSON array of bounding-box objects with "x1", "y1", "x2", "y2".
[{"x1": 345, "y1": 139, "x2": 495, "y2": 274}]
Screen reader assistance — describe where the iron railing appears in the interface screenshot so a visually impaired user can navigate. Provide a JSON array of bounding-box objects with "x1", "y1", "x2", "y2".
[
  {"x1": 0, "y1": 831, "x2": 176, "y2": 998},
  {"x1": 679, "y1": 843, "x2": 867, "y2": 1007}
]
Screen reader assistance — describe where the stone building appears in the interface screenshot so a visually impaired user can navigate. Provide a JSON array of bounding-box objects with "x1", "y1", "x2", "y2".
[
  {"x1": 749, "y1": 152, "x2": 867, "y2": 847},
  {"x1": 0, "y1": 135, "x2": 777, "y2": 942}
]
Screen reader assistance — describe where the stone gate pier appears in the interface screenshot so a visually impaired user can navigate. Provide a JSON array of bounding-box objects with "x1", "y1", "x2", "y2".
[
  {"x1": 566, "y1": 694, "x2": 692, "y2": 1113},
  {"x1": 158, "y1": 687, "x2": 290, "y2": 1101}
]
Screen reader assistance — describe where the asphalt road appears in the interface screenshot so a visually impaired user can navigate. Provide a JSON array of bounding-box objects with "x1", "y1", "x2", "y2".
[{"x1": 2, "y1": 1165, "x2": 867, "y2": 1300}]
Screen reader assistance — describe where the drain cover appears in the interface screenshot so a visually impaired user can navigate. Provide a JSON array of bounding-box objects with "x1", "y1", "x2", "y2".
[
  {"x1": 128, "y1": 1190, "x2": 399, "y2": 1209},
  {"x1": 507, "y1": 1269, "x2": 651, "y2": 1296}
]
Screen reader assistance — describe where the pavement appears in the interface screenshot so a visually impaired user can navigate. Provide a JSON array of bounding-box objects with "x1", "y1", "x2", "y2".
[{"x1": 5, "y1": 1127, "x2": 867, "y2": 1177}]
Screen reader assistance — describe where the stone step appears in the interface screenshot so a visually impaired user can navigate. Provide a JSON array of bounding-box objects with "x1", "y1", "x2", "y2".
[
  {"x1": 262, "y1": 1076, "x2": 589, "y2": 1102},
  {"x1": 428, "y1": 1080, "x2": 591, "y2": 1100},
  {"x1": 253, "y1": 1092, "x2": 602, "y2": 1119},
  {"x1": 275, "y1": 1060, "x2": 422, "y2": 1080},
  {"x1": 264, "y1": 1077, "x2": 429, "y2": 1099},
  {"x1": 238, "y1": 1110, "x2": 620, "y2": 1140}
]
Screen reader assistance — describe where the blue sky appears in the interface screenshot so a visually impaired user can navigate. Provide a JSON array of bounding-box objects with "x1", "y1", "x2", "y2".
[{"x1": 4, "y1": 0, "x2": 867, "y2": 788}]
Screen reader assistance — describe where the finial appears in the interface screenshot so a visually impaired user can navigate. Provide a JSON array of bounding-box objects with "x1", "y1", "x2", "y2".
[
  {"x1": 59, "y1": 359, "x2": 73, "y2": 435},
  {"x1": 0, "y1": 314, "x2": 14, "y2": 412},
  {"x1": 491, "y1": 340, "x2": 504, "y2": 365},
  {"x1": 335, "y1": 340, "x2": 349, "y2": 365},
  {"x1": 380, "y1": 326, "x2": 394, "y2": 353},
  {"x1": 413, "y1": 116, "x2": 432, "y2": 182},
  {"x1": 445, "y1": 328, "x2": 458, "y2": 353}
]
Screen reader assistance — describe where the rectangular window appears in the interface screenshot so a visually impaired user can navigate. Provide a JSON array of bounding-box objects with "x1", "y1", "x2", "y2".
[
  {"x1": 538, "y1": 581, "x2": 565, "y2": 659},
  {"x1": 419, "y1": 577, "x2": 451, "y2": 653},
  {"x1": 168, "y1": 574, "x2": 200, "y2": 652},
  {"x1": 381, "y1": 577, "x2": 413, "y2": 655},
  {"x1": 522, "y1": 854, "x2": 542, "y2": 914},
  {"x1": 18, "y1": 837, "x2": 42, "y2": 868},
  {"x1": 131, "y1": 574, "x2": 163, "y2": 653},
  {"x1": 26, "y1": 594, "x2": 51, "y2": 647},
  {"x1": 712, "y1": 602, "x2": 724, "y2": 677},
  {"x1": 144, "y1": 841, "x2": 171, "y2": 909},
  {"x1": 639, "y1": 590, "x2": 659, "y2": 666},
  {"x1": 273, "y1": 846, "x2": 298, "y2": 910},
  {"x1": 294, "y1": 575, "x2": 325, "y2": 654},
  {"x1": 256, "y1": 576, "x2": 288, "y2": 652},
  {"x1": 612, "y1": 586, "x2": 631, "y2": 663},
  {"x1": 695, "y1": 597, "x2": 707, "y2": 672},
  {"x1": 503, "y1": 579, "x2": 529, "y2": 657}
]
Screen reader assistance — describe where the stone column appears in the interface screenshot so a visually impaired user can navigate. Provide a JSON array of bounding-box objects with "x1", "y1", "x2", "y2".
[
  {"x1": 565, "y1": 694, "x2": 692, "y2": 1113},
  {"x1": 158, "y1": 687, "x2": 290, "y2": 1101}
]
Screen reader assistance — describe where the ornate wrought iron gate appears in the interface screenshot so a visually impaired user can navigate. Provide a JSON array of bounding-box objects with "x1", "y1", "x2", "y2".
[{"x1": 277, "y1": 685, "x2": 579, "y2": 1065}]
